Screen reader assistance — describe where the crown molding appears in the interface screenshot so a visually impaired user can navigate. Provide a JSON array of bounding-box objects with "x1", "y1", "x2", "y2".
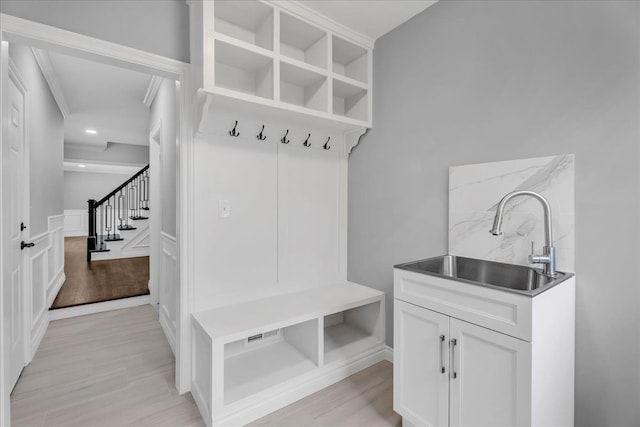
[
  {"x1": 143, "y1": 75, "x2": 163, "y2": 107},
  {"x1": 63, "y1": 160, "x2": 145, "y2": 175},
  {"x1": 267, "y1": 1, "x2": 375, "y2": 49},
  {"x1": 31, "y1": 48, "x2": 71, "y2": 119}
]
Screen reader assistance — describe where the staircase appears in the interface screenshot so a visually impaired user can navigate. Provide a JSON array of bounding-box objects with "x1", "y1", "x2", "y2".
[{"x1": 87, "y1": 165, "x2": 150, "y2": 262}]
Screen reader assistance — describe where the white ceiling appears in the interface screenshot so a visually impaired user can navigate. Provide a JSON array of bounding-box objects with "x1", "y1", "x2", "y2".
[
  {"x1": 46, "y1": 51, "x2": 153, "y2": 148},
  {"x1": 298, "y1": 0, "x2": 438, "y2": 41}
]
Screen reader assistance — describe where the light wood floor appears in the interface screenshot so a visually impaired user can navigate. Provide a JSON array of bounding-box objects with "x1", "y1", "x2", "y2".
[
  {"x1": 11, "y1": 305, "x2": 399, "y2": 427},
  {"x1": 51, "y1": 237, "x2": 149, "y2": 309}
]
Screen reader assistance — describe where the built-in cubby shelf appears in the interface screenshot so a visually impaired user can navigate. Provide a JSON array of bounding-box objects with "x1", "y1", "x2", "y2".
[
  {"x1": 333, "y1": 78, "x2": 368, "y2": 122},
  {"x1": 191, "y1": 282, "x2": 385, "y2": 426},
  {"x1": 324, "y1": 302, "x2": 381, "y2": 364},
  {"x1": 215, "y1": 40, "x2": 274, "y2": 100},
  {"x1": 332, "y1": 35, "x2": 369, "y2": 84},
  {"x1": 192, "y1": 0, "x2": 373, "y2": 129},
  {"x1": 280, "y1": 12, "x2": 327, "y2": 70},
  {"x1": 214, "y1": 0, "x2": 274, "y2": 51},
  {"x1": 280, "y1": 62, "x2": 328, "y2": 112},
  {"x1": 224, "y1": 319, "x2": 318, "y2": 405}
]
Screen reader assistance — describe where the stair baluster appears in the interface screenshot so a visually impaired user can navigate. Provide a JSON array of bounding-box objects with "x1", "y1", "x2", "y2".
[{"x1": 86, "y1": 164, "x2": 149, "y2": 261}]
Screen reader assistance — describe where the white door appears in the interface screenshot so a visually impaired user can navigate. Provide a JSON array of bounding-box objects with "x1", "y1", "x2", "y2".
[
  {"x1": 2, "y1": 59, "x2": 28, "y2": 393},
  {"x1": 449, "y1": 318, "x2": 532, "y2": 427},
  {"x1": 394, "y1": 300, "x2": 449, "y2": 427}
]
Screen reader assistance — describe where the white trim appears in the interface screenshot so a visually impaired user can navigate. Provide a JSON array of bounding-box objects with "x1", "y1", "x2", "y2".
[
  {"x1": 31, "y1": 48, "x2": 70, "y2": 118},
  {"x1": 63, "y1": 160, "x2": 144, "y2": 175},
  {"x1": 268, "y1": 1, "x2": 375, "y2": 49},
  {"x1": 149, "y1": 119, "x2": 162, "y2": 308},
  {"x1": 143, "y1": 75, "x2": 163, "y2": 107},
  {"x1": 49, "y1": 295, "x2": 151, "y2": 320},
  {"x1": 383, "y1": 344, "x2": 394, "y2": 363},
  {"x1": 0, "y1": 14, "x2": 186, "y2": 78},
  {"x1": 0, "y1": 12, "x2": 194, "y2": 397},
  {"x1": 47, "y1": 272, "x2": 65, "y2": 307}
]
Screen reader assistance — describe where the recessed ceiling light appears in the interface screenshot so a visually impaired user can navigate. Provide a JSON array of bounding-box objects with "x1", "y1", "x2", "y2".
[
  {"x1": 78, "y1": 164, "x2": 86, "y2": 168},
  {"x1": 85, "y1": 129, "x2": 97, "y2": 134}
]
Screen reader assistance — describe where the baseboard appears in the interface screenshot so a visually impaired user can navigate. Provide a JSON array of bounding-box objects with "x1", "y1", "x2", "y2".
[
  {"x1": 384, "y1": 344, "x2": 394, "y2": 363},
  {"x1": 29, "y1": 311, "x2": 49, "y2": 363},
  {"x1": 159, "y1": 311, "x2": 176, "y2": 355},
  {"x1": 49, "y1": 295, "x2": 151, "y2": 320},
  {"x1": 47, "y1": 270, "x2": 65, "y2": 307}
]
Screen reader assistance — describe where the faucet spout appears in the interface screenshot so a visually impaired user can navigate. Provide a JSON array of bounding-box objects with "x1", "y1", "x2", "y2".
[{"x1": 489, "y1": 190, "x2": 556, "y2": 277}]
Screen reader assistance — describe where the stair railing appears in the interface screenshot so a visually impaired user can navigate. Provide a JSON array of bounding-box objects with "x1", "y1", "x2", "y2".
[{"x1": 87, "y1": 164, "x2": 150, "y2": 261}]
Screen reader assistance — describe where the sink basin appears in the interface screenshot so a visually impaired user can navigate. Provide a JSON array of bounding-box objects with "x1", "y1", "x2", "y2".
[{"x1": 395, "y1": 255, "x2": 573, "y2": 296}]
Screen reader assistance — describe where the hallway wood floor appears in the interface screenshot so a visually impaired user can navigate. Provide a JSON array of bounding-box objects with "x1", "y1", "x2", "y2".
[
  {"x1": 11, "y1": 306, "x2": 400, "y2": 427},
  {"x1": 51, "y1": 237, "x2": 149, "y2": 309}
]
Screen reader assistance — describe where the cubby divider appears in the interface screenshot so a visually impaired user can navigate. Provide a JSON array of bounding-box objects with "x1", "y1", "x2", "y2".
[
  {"x1": 280, "y1": 12, "x2": 328, "y2": 69},
  {"x1": 332, "y1": 36, "x2": 369, "y2": 84},
  {"x1": 280, "y1": 62, "x2": 328, "y2": 112},
  {"x1": 215, "y1": 40, "x2": 274, "y2": 100},
  {"x1": 214, "y1": 0, "x2": 274, "y2": 51}
]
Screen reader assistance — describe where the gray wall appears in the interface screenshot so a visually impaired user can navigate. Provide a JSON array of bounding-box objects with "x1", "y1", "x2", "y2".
[
  {"x1": 348, "y1": 1, "x2": 640, "y2": 426},
  {"x1": 150, "y1": 79, "x2": 178, "y2": 236},
  {"x1": 65, "y1": 142, "x2": 149, "y2": 165},
  {"x1": 0, "y1": 0, "x2": 189, "y2": 63},
  {"x1": 9, "y1": 44, "x2": 64, "y2": 236},
  {"x1": 64, "y1": 171, "x2": 132, "y2": 210}
]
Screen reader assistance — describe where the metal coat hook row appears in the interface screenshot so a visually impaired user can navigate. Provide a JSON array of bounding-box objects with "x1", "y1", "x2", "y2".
[
  {"x1": 303, "y1": 133, "x2": 311, "y2": 147},
  {"x1": 281, "y1": 129, "x2": 290, "y2": 144},
  {"x1": 229, "y1": 120, "x2": 240, "y2": 137},
  {"x1": 323, "y1": 137, "x2": 331, "y2": 150},
  {"x1": 257, "y1": 125, "x2": 266, "y2": 141}
]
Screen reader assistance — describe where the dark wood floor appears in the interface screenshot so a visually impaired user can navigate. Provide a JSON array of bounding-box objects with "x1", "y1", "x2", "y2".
[{"x1": 51, "y1": 237, "x2": 149, "y2": 309}]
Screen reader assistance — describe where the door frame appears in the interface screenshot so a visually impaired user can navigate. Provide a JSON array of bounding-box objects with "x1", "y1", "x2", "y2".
[
  {"x1": 0, "y1": 13, "x2": 196, "y2": 425},
  {"x1": 149, "y1": 120, "x2": 162, "y2": 308}
]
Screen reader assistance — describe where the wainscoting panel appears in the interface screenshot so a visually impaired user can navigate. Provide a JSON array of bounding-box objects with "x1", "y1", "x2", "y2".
[
  {"x1": 27, "y1": 231, "x2": 49, "y2": 361},
  {"x1": 63, "y1": 209, "x2": 87, "y2": 237},
  {"x1": 160, "y1": 232, "x2": 178, "y2": 354},
  {"x1": 47, "y1": 215, "x2": 65, "y2": 306}
]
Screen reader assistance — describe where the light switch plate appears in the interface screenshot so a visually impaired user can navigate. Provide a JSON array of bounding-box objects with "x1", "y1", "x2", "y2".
[{"x1": 219, "y1": 200, "x2": 231, "y2": 218}]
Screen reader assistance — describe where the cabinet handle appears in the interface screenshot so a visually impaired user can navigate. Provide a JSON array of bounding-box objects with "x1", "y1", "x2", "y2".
[
  {"x1": 451, "y1": 338, "x2": 458, "y2": 379},
  {"x1": 439, "y1": 334, "x2": 446, "y2": 374}
]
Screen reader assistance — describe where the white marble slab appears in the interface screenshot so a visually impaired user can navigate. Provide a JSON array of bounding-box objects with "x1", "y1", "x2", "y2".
[{"x1": 449, "y1": 155, "x2": 574, "y2": 272}]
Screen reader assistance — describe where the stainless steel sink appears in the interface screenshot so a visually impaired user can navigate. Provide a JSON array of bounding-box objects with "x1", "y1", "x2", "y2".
[{"x1": 395, "y1": 255, "x2": 573, "y2": 296}]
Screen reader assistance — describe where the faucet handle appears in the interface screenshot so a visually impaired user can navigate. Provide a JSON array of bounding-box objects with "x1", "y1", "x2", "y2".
[{"x1": 528, "y1": 241, "x2": 539, "y2": 263}]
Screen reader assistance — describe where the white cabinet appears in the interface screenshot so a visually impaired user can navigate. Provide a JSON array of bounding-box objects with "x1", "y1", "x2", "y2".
[
  {"x1": 394, "y1": 269, "x2": 575, "y2": 427},
  {"x1": 189, "y1": 0, "x2": 373, "y2": 129},
  {"x1": 394, "y1": 300, "x2": 449, "y2": 427},
  {"x1": 395, "y1": 300, "x2": 531, "y2": 427},
  {"x1": 449, "y1": 318, "x2": 531, "y2": 427}
]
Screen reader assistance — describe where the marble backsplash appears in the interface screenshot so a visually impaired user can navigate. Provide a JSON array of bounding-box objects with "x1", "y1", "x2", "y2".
[{"x1": 449, "y1": 155, "x2": 575, "y2": 272}]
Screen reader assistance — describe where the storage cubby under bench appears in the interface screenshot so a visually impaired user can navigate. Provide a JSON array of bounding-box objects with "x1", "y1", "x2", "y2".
[{"x1": 191, "y1": 282, "x2": 385, "y2": 426}]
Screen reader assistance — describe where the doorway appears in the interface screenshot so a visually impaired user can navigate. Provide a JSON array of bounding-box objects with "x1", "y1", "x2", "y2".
[{"x1": 0, "y1": 15, "x2": 191, "y2": 426}]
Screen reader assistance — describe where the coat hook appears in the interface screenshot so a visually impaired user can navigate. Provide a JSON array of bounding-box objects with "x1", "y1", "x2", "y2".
[
  {"x1": 229, "y1": 120, "x2": 240, "y2": 137},
  {"x1": 281, "y1": 129, "x2": 290, "y2": 144},
  {"x1": 323, "y1": 136, "x2": 331, "y2": 150},
  {"x1": 257, "y1": 125, "x2": 266, "y2": 141},
  {"x1": 303, "y1": 133, "x2": 311, "y2": 147}
]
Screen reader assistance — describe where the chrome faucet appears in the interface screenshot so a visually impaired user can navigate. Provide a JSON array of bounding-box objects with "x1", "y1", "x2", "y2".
[{"x1": 489, "y1": 190, "x2": 557, "y2": 277}]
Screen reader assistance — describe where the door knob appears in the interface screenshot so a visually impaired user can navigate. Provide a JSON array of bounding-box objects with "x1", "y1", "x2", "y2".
[{"x1": 21, "y1": 241, "x2": 35, "y2": 250}]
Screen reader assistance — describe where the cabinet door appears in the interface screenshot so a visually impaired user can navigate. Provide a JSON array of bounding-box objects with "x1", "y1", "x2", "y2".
[
  {"x1": 394, "y1": 300, "x2": 449, "y2": 427},
  {"x1": 450, "y1": 319, "x2": 532, "y2": 427}
]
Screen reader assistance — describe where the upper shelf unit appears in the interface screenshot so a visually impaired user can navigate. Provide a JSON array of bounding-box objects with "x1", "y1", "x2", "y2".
[{"x1": 190, "y1": 0, "x2": 373, "y2": 130}]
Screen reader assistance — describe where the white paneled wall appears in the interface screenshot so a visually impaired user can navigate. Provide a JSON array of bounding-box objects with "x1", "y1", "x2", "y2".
[
  {"x1": 159, "y1": 232, "x2": 178, "y2": 354},
  {"x1": 193, "y1": 112, "x2": 351, "y2": 312},
  {"x1": 25, "y1": 214, "x2": 65, "y2": 361},
  {"x1": 63, "y1": 209, "x2": 88, "y2": 237}
]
